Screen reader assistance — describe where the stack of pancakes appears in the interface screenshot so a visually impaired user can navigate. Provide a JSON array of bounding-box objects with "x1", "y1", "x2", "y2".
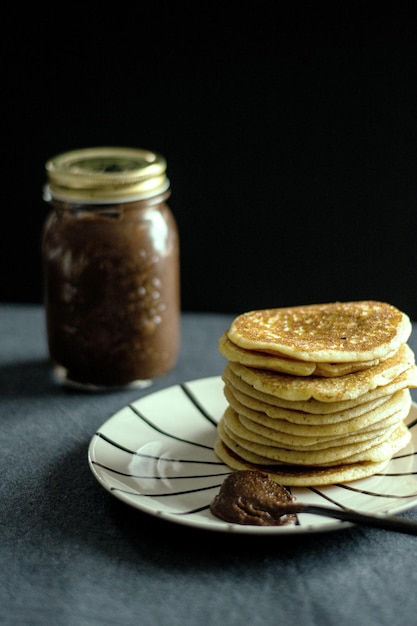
[{"x1": 215, "y1": 301, "x2": 417, "y2": 486}]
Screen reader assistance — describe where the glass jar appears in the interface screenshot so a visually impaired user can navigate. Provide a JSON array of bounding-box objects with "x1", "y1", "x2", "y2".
[{"x1": 42, "y1": 147, "x2": 180, "y2": 389}]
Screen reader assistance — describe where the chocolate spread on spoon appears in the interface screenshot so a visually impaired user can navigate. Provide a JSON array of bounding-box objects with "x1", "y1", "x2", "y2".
[{"x1": 210, "y1": 470, "x2": 297, "y2": 526}]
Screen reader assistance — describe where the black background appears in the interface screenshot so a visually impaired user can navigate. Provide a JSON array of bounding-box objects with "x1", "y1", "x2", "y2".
[{"x1": 2, "y1": 3, "x2": 417, "y2": 317}]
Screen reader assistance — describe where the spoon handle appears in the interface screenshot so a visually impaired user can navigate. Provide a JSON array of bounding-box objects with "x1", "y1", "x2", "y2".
[{"x1": 289, "y1": 503, "x2": 417, "y2": 535}]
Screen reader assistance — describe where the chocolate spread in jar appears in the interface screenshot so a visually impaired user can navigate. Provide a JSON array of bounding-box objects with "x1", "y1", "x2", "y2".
[
  {"x1": 42, "y1": 147, "x2": 180, "y2": 389},
  {"x1": 42, "y1": 195, "x2": 180, "y2": 387},
  {"x1": 210, "y1": 471, "x2": 297, "y2": 526}
]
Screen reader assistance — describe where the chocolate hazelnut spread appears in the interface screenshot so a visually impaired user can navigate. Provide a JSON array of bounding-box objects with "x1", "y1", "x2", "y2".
[
  {"x1": 210, "y1": 470, "x2": 297, "y2": 526},
  {"x1": 42, "y1": 148, "x2": 180, "y2": 388}
]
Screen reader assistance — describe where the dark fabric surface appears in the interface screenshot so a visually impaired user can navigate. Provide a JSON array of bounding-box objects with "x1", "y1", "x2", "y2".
[{"x1": 1, "y1": 305, "x2": 417, "y2": 626}]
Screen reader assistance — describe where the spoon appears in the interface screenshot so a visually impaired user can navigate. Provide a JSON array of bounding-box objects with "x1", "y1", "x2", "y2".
[
  {"x1": 211, "y1": 472, "x2": 417, "y2": 533},
  {"x1": 275, "y1": 501, "x2": 417, "y2": 535}
]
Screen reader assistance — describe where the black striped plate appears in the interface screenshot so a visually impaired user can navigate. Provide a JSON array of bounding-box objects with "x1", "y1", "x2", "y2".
[{"x1": 88, "y1": 376, "x2": 417, "y2": 534}]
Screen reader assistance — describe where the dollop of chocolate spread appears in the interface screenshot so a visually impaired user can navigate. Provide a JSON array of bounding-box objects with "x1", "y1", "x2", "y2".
[{"x1": 210, "y1": 470, "x2": 297, "y2": 526}]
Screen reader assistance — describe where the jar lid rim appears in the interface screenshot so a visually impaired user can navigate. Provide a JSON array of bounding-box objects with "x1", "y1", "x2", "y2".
[{"x1": 45, "y1": 147, "x2": 170, "y2": 202}]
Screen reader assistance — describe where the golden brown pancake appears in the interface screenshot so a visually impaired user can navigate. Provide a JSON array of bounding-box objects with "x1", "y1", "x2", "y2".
[
  {"x1": 214, "y1": 301, "x2": 415, "y2": 486},
  {"x1": 218, "y1": 333, "x2": 316, "y2": 375},
  {"x1": 222, "y1": 363, "x2": 417, "y2": 415},
  {"x1": 313, "y1": 352, "x2": 395, "y2": 377},
  {"x1": 223, "y1": 403, "x2": 407, "y2": 451},
  {"x1": 219, "y1": 332, "x2": 395, "y2": 377},
  {"x1": 227, "y1": 301, "x2": 411, "y2": 363},
  {"x1": 224, "y1": 373, "x2": 391, "y2": 424},
  {"x1": 226, "y1": 344, "x2": 415, "y2": 403},
  {"x1": 214, "y1": 438, "x2": 394, "y2": 487},
  {"x1": 237, "y1": 413, "x2": 403, "y2": 449},
  {"x1": 218, "y1": 410, "x2": 410, "y2": 466},
  {"x1": 223, "y1": 385, "x2": 411, "y2": 435}
]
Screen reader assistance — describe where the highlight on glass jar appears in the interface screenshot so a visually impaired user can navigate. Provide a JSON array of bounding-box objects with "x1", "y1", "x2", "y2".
[{"x1": 41, "y1": 146, "x2": 180, "y2": 390}]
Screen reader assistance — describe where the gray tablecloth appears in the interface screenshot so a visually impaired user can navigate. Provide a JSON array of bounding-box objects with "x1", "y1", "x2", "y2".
[{"x1": 1, "y1": 304, "x2": 417, "y2": 626}]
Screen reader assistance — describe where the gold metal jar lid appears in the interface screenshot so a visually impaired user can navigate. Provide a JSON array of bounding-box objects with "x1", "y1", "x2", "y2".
[{"x1": 45, "y1": 146, "x2": 170, "y2": 203}]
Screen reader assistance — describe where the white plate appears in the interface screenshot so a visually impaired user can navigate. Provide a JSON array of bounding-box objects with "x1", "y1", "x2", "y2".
[{"x1": 88, "y1": 376, "x2": 417, "y2": 534}]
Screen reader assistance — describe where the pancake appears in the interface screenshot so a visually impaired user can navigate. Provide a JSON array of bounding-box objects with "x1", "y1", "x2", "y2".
[
  {"x1": 223, "y1": 404, "x2": 406, "y2": 451},
  {"x1": 214, "y1": 301, "x2": 415, "y2": 486},
  {"x1": 223, "y1": 385, "x2": 411, "y2": 435},
  {"x1": 219, "y1": 411, "x2": 410, "y2": 466},
  {"x1": 219, "y1": 332, "x2": 395, "y2": 377},
  {"x1": 218, "y1": 333, "x2": 316, "y2": 376},
  {"x1": 313, "y1": 352, "x2": 395, "y2": 377},
  {"x1": 227, "y1": 301, "x2": 412, "y2": 363},
  {"x1": 224, "y1": 373, "x2": 391, "y2": 425},
  {"x1": 227, "y1": 344, "x2": 415, "y2": 403},
  {"x1": 214, "y1": 438, "x2": 393, "y2": 487},
  {"x1": 218, "y1": 418, "x2": 411, "y2": 469},
  {"x1": 238, "y1": 413, "x2": 403, "y2": 449},
  {"x1": 223, "y1": 363, "x2": 417, "y2": 414}
]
